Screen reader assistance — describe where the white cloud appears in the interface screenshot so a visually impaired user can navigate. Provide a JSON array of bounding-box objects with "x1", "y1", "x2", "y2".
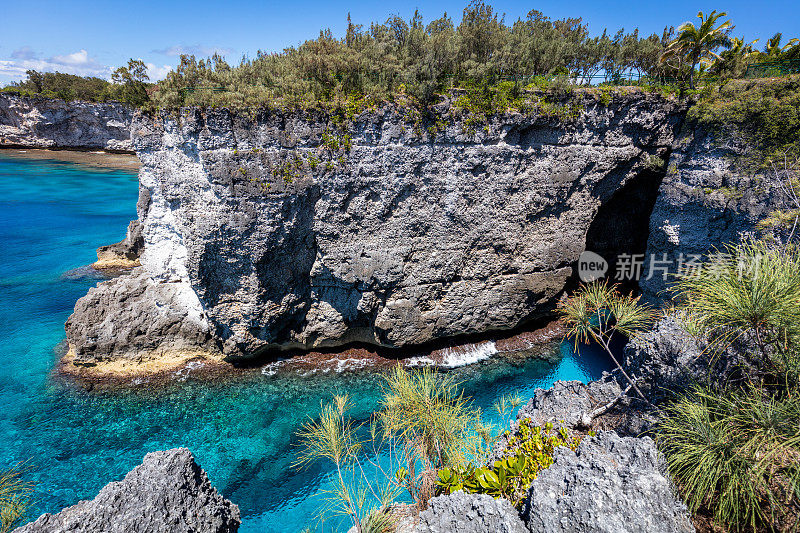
[
  {"x1": 51, "y1": 49, "x2": 91, "y2": 66},
  {"x1": 145, "y1": 63, "x2": 172, "y2": 81},
  {"x1": 0, "y1": 48, "x2": 112, "y2": 82},
  {"x1": 152, "y1": 44, "x2": 233, "y2": 57}
]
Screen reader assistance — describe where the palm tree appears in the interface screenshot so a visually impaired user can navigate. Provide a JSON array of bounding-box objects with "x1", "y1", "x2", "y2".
[
  {"x1": 710, "y1": 37, "x2": 759, "y2": 77},
  {"x1": 661, "y1": 10, "x2": 733, "y2": 89},
  {"x1": 762, "y1": 32, "x2": 800, "y2": 59}
]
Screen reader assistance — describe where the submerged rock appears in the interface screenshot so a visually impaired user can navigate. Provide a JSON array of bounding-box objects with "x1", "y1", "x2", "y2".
[
  {"x1": 415, "y1": 491, "x2": 526, "y2": 533},
  {"x1": 0, "y1": 94, "x2": 133, "y2": 152},
  {"x1": 523, "y1": 431, "x2": 694, "y2": 533},
  {"x1": 14, "y1": 448, "x2": 240, "y2": 533}
]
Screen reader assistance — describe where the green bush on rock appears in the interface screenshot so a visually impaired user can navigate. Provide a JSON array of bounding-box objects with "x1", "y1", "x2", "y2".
[{"x1": 436, "y1": 419, "x2": 582, "y2": 508}]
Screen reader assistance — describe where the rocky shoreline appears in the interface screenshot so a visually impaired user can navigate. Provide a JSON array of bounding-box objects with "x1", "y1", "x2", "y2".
[
  {"x1": 0, "y1": 94, "x2": 134, "y2": 152},
  {"x1": 3, "y1": 87, "x2": 792, "y2": 531},
  {"x1": 23, "y1": 317, "x2": 700, "y2": 532},
  {"x1": 56, "y1": 317, "x2": 566, "y2": 390}
]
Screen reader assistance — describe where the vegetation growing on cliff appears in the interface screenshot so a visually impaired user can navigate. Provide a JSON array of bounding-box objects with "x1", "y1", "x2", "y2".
[
  {"x1": 687, "y1": 75, "x2": 800, "y2": 168},
  {"x1": 436, "y1": 419, "x2": 583, "y2": 508},
  {"x1": 147, "y1": 2, "x2": 678, "y2": 111},
  {"x1": 1, "y1": 59, "x2": 151, "y2": 106},
  {"x1": 3, "y1": 3, "x2": 798, "y2": 116}
]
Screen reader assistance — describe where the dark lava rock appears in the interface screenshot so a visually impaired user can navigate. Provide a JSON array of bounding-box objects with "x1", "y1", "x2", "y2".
[
  {"x1": 14, "y1": 448, "x2": 240, "y2": 533},
  {"x1": 415, "y1": 491, "x2": 526, "y2": 533},
  {"x1": 523, "y1": 431, "x2": 694, "y2": 533}
]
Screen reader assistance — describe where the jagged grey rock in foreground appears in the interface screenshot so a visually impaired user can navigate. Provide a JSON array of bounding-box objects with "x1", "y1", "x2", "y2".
[
  {"x1": 415, "y1": 491, "x2": 527, "y2": 533},
  {"x1": 624, "y1": 315, "x2": 765, "y2": 400},
  {"x1": 516, "y1": 374, "x2": 623, "y2": 429},
  {"x1": 14, "y1": 448, "x2": 240, "y2": 533},
  {"x1": 0, "y1": 94, "x2": 133, "y2": 152},
  {"x1": 623, "y1": 316, "x2": 706, "y2": 402},
  {"x1": 524, "y1": 431, "x2": 694, "y2": 533},
  {"x1": 67, "y1": 93, "x2": 686, "y2": 365}
]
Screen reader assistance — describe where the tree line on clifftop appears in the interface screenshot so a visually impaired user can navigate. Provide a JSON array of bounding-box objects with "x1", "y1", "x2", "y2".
[{"x1": 2, "y1": 2, "x2": 799, "y2": 110}]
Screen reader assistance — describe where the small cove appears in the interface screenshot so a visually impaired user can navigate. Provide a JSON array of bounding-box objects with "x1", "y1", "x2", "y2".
[{"x1": 0, "y1": 151, "x2": 614, "y2": 532}]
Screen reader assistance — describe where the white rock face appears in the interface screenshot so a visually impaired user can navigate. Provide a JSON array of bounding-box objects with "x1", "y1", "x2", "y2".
[
  {"x1": 67, "y1": 94, "x2": 687, "y2": 362},
  {"x1": 0, "y1": 94, "x2": 133, "y2": 151}
]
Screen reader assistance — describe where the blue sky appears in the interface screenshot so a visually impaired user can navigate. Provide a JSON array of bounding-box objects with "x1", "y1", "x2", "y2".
[{"x1": 1, "y1": 0, "x2": 798, "y2": 84}]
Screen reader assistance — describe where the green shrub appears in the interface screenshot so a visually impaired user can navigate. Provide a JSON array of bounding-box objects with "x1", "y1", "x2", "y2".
[
  {"x1": 658, "y1": 386, "x2": 800, "y2": 531},
  {"x1": 688, "y1": 76, "x2": 800, "y2": 168},
  {"x1": 436, "y1": 419, "x2": 582, "y2": 507},
  {"x1": 671, "y1": 241, "x2": 800, "y2": 384}
]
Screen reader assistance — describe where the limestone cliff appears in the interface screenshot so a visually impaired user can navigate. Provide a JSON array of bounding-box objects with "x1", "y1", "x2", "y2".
[
  {"x1": 0, "y1": 94, "x2": 133, "y2": 152},
  {"x1": 65, "y1": 92, "x2": 685, "y2": 367},
  {"x1": 640, "y1": 124, "x2": 792, "y2": 301}
]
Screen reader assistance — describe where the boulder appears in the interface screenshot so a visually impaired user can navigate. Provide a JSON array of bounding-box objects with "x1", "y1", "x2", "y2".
[
  {"x1": 516, "y1": 373, "x2": 623, "y2": 429},
  {"x1": 622, "y1": 316, "x2": 706, "y2": 402},
  {"x1": 523, "y1": 431, "x2": 694, "y2": 533},
  {"x1": 415, "y1": 491, "x2": 526, "y2": 533},
  {"x1": 14, "y1": 448, "x2": 240, "y2": 533}
]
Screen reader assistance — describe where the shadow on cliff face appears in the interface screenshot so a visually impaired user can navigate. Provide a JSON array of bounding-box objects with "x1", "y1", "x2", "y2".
[{"x1": 583, "y1": 154, "x2": 670, "y2": 293}]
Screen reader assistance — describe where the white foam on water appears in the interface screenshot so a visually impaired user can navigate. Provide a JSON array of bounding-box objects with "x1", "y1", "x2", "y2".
[
  {"x1": 173, "y1": 360, "x2": 206, "y2": 381},
  {"x1": 261, "y1": 359, "x2": 288, "y2": 376},
  {"x1": 334, "y1": 358, "x2": 369, "y2": 373},
  {"x1": 408, "y1": 341, "x2": 498, "y2": 369}
]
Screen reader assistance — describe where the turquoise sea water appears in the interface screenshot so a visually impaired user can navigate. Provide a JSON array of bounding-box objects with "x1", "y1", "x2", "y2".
[{"x1": 0, "y1": 152, "x2": 613, "y2": 532}]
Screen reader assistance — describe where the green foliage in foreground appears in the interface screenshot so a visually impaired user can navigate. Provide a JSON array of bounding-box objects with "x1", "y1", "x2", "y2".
[
  {"x1": 295, "y1": 366, "x2": 493, "y2": 531},
  {"x1": 659, "y1": 240, "x2": 800, "y2": 531},
  {"x1": 436, "y1": 419, "x2": 582, "y2": 507},
  {"x1": 687, "y1": 75, "x2": 800, "y2": 168},
  {"x1": 671, "y1": 241, "x2": 800, "y2": 385},
  {"x1": 658, "y1": 386, "x2": 800, "y2": 531},
  {"x1": 0, "y1": 465, "x2": 32, "y2": 533}
]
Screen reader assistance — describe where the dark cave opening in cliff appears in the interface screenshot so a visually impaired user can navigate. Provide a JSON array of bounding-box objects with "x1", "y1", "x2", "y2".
[{"x1": 583, "y1": 156, "x2": 669, "y2": 294}]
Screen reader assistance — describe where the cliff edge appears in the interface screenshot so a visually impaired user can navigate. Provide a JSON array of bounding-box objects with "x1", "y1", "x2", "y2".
[
  {"x1": 0, "y1": 94, "x2": 134, "y2": 152},
  {"x1": 65, "y1": 92, "x2": 686, "y2": 371}
]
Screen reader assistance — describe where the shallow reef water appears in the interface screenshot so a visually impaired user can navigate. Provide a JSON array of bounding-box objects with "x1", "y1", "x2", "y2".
[{"x1": 0, "y1": 152, "x2": 613, "y2": 532}]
